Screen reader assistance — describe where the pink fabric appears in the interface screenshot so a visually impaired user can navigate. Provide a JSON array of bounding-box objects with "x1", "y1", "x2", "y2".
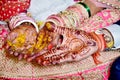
[
  {"x1": 0, "y1": 22, "x2": 9, "y2": 50},
  {"x1": 74, "y1": 0, "x2": 120, "y2": 9},
  {"x1": 89, "y1": 0, "x2": 111, "y2": 8},
  {"x1": 79, "y1": 9, "x2": 120, "y2": 32},
  {"x1": 96, "y1": 0, "x2": 120, "y2": 9}
]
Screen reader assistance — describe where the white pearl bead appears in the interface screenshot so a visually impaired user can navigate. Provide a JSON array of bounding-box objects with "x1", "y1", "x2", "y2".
[{"x1": 107, "y1": 3, "x2": 110, "y2": 5}]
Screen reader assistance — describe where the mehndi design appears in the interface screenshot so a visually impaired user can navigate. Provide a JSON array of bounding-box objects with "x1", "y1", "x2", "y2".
[
  {"x1": 4, "y1": 0, "x2": 120, "y2": 66},
  {"x1": 27, "y1": 26, "x2": 98, "y2": 66}
]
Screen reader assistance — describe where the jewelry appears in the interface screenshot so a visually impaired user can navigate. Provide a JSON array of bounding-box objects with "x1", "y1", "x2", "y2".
[
  {"x1": 102, "y1": 28, "x2": 114, "y2": 48},
  {"x1": 74, "y1": 0, "x2": 85, "y2": 2},
  {"x1": 79, "y1": 0, "x2": 85, "y2": 2},
  {"x1": 77, "y1": 2, "x2": 91, "y2": 17},
  {"x1": 46, "y1": 4, "x2": 89, "y2": 28},
  {"x1": 96, "y1": 0, "x2": 120, "y2": 9},
  {"x1": 9, "y1": 13, "x2": 39, "y2": 32},
  {"x1": 105, "y1": 24, "x2": 120, "y2": 49}
]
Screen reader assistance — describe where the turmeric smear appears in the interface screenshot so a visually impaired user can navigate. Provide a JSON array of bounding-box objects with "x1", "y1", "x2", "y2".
[
  {"x1": 35, "y1": 33, "x2": 44, "y2": 49},
  {"x1": 36, "y1": 21, "x2": 44, "y2": 28},
  {"x1": 46, "y1": 22, "x2": 52, "y2": 30},
  {"x1": 7, "y1": 34, "x2": 26, "y2": 49},
  {"x1": 14, "y1": 34, "x2": 26, "y2": 48},
  {"x1": 35, "y1": 31, "x2": 51, "y2": 51},
  {"x1": 7, "y1": 40, "x2": 12, "y2": 46},
  {"x1": 28, "y1": 43, "x2": 36, "y2": 53},
  {"x1": 107, "y1": 41, "x2": 114, "y2": 48}
]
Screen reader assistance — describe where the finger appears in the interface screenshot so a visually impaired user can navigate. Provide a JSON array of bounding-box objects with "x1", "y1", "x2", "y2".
[
  {"x1": 4, "y1": 41, "x2": 11, "y2": 49},
  {"x1": 27, "y1": 56, "x2": 36, "y2": 62},
  {"x1": 18, "y1": 54, "x2": 23, "y2": 60},
  {"x1": 27, "y1": 52, "x2": 42, "y2": 62},
  {"x1": 42, "y1": 60, "x2": 51, "y2": 66},
  {"x1": 9, "y1": 51, "x2": 14, "y2": 55},
  {"x1": 14, "y1": 52, "x2": 19, "y2": 57},
  {"x1": 3, "y1": 42, "x2": 8, "y2": 48},
  {"x1": 7, "y1": 47, "x2": 13, "y2": 55},
  {"x1": 24, "y1": 54, "x2": 29, "y2": 59},
  {"x1": 37, "y1": 59, "x2": 42, "y2": 64}
]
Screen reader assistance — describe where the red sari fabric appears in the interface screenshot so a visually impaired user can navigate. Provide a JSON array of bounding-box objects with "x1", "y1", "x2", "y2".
[{"x1": 0, "y1": 0, "x2": 31, "y2": 21}]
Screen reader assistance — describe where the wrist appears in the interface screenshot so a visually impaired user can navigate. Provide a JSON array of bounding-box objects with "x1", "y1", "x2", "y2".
[
  {"x1": 84, "y1": 0, "x2": 103, "y2": 16},
  {"x1": 9, "y1": 13, "x2": 39, "y2": 32}
]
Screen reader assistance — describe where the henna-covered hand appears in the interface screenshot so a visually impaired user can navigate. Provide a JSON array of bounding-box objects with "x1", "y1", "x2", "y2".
[
  {"x1": 5, "y1": 23, "x2": 37, "y2": 60},
  {"x1": 27, "y1": 26, "x2": 98, "y2": 66}
]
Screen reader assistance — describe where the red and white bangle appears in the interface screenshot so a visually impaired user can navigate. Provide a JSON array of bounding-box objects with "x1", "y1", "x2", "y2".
[
  {"x1": 59, "y1": 10, "x2": 76, "y2": 28},
  {"x1": 66, "y1": 6, "x2": 82, "y2": 26},
  {"x1": 47, "y1": 14, "x2": 64, "y2": 26},
  {"x1": 59, "y1": 11, "x2": 71, "y2": 27},
  {"x1": 45, "y1": 18, "x2": 59, "y2": 28},
  {"x1": 45, "y1": 2, "x2": 90, "y2": 28},
  {"x1": 9, "y1": 13, "x2": 39, "y2": 32}
]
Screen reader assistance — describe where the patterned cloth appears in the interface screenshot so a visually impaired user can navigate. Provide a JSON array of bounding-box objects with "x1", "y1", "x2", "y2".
[
  {"x1": 0, "y1": 0, "x2": 120, "y2": 79},
  {"x1": 0, "y1": 47, "x2": 120, "y2": 79},
  {"x1": 0, "y1": 21, "x2": 9, "y2": 49},
  {"x1": 0, "y1": 0, "x2": 30, "y2": 21},
  {"x1": 28, "y1": 0, "x2": 75, "y2": 21}
]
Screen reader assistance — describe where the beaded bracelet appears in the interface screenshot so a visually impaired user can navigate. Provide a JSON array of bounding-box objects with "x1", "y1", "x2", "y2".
[
  {"x1": 102, "y1": 28, "x2": 114, "y2": 48},
  {"x1": 77, "y1": 2, "x2": 91, "y2": 17}
]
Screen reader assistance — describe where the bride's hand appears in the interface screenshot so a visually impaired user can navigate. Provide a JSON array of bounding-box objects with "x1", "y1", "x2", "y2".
[{"x1": 5, "y1": 23, "x2": 37, "y2": 60}]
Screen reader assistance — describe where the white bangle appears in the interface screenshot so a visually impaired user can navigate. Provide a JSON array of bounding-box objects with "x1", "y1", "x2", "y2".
[{"x1": 9, "y1": 13, "x2": 39, "y2": 32}]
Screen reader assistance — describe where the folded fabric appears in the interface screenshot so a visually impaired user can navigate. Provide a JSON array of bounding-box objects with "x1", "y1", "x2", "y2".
[{"x1": 28, "y1": 0, "x2": 75, "y2": 21}]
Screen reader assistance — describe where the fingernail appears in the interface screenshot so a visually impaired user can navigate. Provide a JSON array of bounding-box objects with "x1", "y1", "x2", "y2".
[
  {"x1": 9, "y1": 51, "x2": 14, "y2": 55},
  {"x1": 18, "y1": 54, "x2": 23, "y2": 60},
  {"x1": 24, "y1": 54, "x2": 28, "y2": 59},
  {"x1": 27, "y1": 58, "x2": 32, "y2": 62},
  {"x1": 14, "y1": 52, "x2": 19, "y2": 56}
]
